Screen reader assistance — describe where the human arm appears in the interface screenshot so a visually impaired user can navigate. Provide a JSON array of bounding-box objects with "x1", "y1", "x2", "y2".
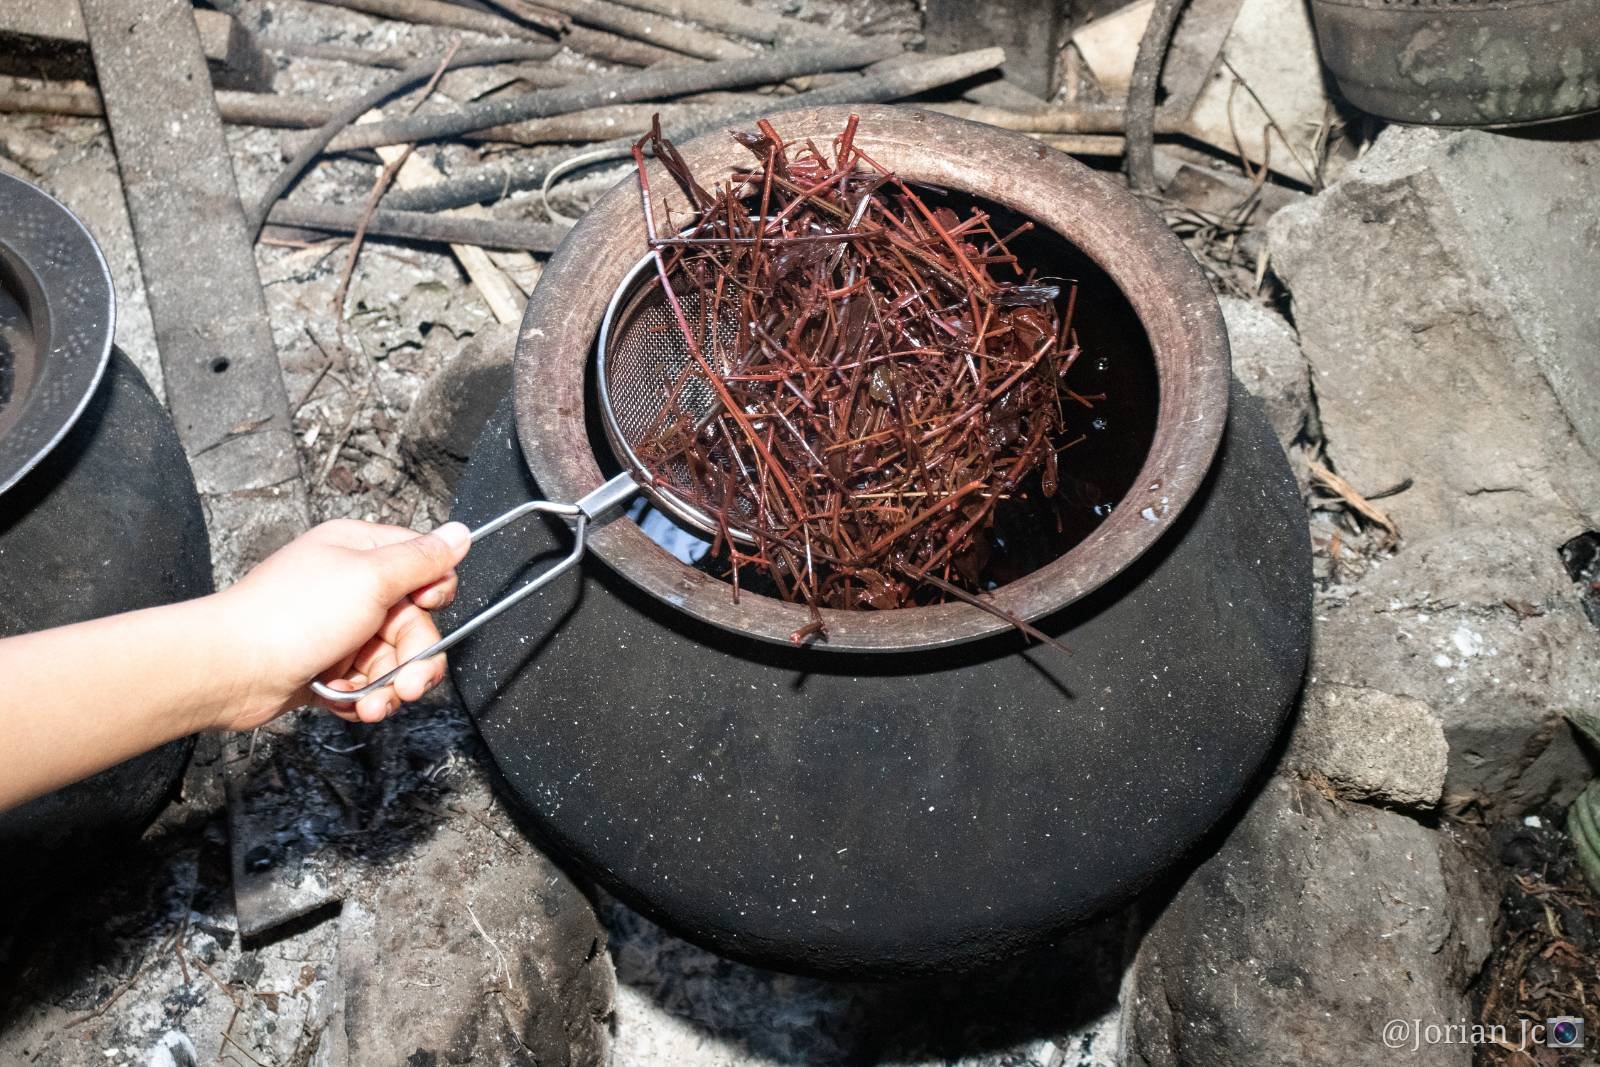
[{"x1": 0, "y1": 519, "x2": 471, "y2": 812}]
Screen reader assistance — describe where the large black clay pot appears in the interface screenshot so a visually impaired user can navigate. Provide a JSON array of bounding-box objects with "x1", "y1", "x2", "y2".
[
  {"x1": 447, "y1": 378, "x2": 1310, "y2": 976},
  {"x1": 0, "y1": 173, "x2": 211, "y2": 853},
  {"x1": 1311, "y1": 0, "x2": 1600, "y2": 126},
  {"x1": 0, "y1": 353, "x2": 212, "y2": 851}
]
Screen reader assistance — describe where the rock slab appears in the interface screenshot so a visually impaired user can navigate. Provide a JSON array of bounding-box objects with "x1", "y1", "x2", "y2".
[
  {"x1": 1219, "y1": 295, "x2": 1314, "y2": 450},
  {"x1": 1269, "y1": 125, "x2": 1600, "y2": 813},
  {"x1": 1125, "y1": 776, "x2": 1495, "y2": 1066},
  {"x1": 1284, "y1": 681, "x2": 1447, "y2": 810}
]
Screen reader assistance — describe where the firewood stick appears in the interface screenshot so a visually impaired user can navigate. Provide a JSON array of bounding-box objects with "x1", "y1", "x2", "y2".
[
  {"x1": 926, "y1": 100, "x2": 1130, "y2": 134},
  {"x1": 266, "y1": 201, "x2": 568, "y2": 250},
  {"x1": 0, "y1": 86, "x2": 334, "y2": 126},
  {"x1": 524, "y1": 0, "x2": 754, "y2": 60},
  {"x1": 483, "y1": 0, "x2": 679, "y2": 65},
  {"x1": 307, "y1": 0, "x2": 565, "y2": 36},
  {"x1": 1127, "y1": 0, "x2": 1187, "y2": 190},
  {"x1": 258, "y1": 39, "x2": 427, "y2": 68},
  {"x1": 0, "y1": 88, "x2": 107, "y2": 121},
  {"x1": 560, "y1": 23, "x2": 677, "y2": 65},
  {"x1": 260, "y1": 38, "x2": 587, "y2": 77},
  {"x1": 602, "y1": 0, "x2": 848, "y2": 45},
  {"x1": 326, "y1": 41, "x2": 898, "y2": 151},
  {"x1": 1026, "y1": 133, "x2": 1128, "y2": 156},
  {"x1": 382, "y1": 45, "x2": 1005, "y2": 213},
  {"x1": 0, "y1": 87, "x2": 765, "y2": 141},
  {"x1": 471, "y1": 97, "x2": 764, "y2": 142},
  {"x1": 247, "y1": 41, "x2": 559, "y2": 239}
]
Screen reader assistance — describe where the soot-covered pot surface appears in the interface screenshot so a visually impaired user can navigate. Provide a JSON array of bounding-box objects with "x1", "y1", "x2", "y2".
[{"x1": 449, "y1": 106, "x2": 1311, "y2": 975}]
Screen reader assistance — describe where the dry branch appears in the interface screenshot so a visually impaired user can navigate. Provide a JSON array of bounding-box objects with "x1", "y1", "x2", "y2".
[
  {"x1": 1309, "y1": 460, "x2": 1400, "y2": 546},
  {"x1": 308, "y1": 0, "x2": 565, "y2": 36},
  {"x1": 530, "y1": 0, "x2": 754, "y2": 60},
  {"x1": 0, "y1": 86, "x2": 336, "y2": 127},
  {"x1": 374, "y1": 128, "x2": 530, "y2": 323},
  {"x1": 1126, "y1": 0, "x2": 1187, "y2": 190},
  {"x1": 927, "y1": 100, "x2": 1130, "y2": 134},
  {"x1": 604, "y1": 0, "x2": 847, "y2": 45},
  {"x1": 246, "y1": 41, "x2": 557, "y2": 239},
  {"x1": 327, "y1": 41, "x2": 898, "y2": 151},
  {"x1": 472, "y1": 97, "x2": 765, "y2": 142},
  {"x1": 1028, "y1": 133, "x2": 1127, "y2": 156},
  {"x1": 485, "y1": 0, "x2": 679, "y2": 65},
  {"x1": 259, "y1": 38, "x2": 424, "y2": 67},
  {"x1": 333, "y1": 47, "x2": 460, "y2": 315},
  {"x1": 382, "y1": 46, "x2": 1004, "y2": 212},
  {"x1": 558, "y1": 23, "x2": 677, "y2": 65},
  {"x1": 266, "y1": 201, "x2": 567, "y2": 250}
]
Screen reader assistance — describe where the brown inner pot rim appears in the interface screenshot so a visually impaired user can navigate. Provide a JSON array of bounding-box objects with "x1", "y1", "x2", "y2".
[{"x1": 514, "y1": 104, "x2": 1230, "y2": 653}]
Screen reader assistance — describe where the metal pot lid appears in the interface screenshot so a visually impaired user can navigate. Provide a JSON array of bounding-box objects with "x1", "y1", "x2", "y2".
[{"x1": 0, "y1": 171, "x2": 115, "y2": 498}]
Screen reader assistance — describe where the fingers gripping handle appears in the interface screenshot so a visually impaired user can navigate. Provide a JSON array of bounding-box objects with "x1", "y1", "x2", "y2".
[{"x1": 309, "y1": 472, "x2": 638, "y2": 705}]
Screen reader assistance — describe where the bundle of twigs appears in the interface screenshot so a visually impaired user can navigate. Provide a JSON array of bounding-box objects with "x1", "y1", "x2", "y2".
[{"x1": 630, "y1": 116, "x2": 1091, "y2": 642}]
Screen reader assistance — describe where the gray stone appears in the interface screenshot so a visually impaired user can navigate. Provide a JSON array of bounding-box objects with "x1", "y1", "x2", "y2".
[
  {"x1": 1124, "y1": 776, "x2": 1496, "y2": 1067},
  {"x1": 1285, "y1": 681, "x2": 1447, "y2": 810},
  {"x1": 1219, "y1": 295, "x2": 1314, "y2": 449},
  {"x1": 1268, "y1": 124, "x2": 1600, "y2": 813},
  {"x1": 401, "y1": 322, "x2": 517, "y2": 500},
  {"x1": 1269, "y1": 127, "x2": 1600, "y2": 532}
]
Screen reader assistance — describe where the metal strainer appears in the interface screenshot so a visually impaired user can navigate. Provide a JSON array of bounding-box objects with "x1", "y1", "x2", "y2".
[{"x1": 313, "y1": 247, "x2": 749, "y2": 704}]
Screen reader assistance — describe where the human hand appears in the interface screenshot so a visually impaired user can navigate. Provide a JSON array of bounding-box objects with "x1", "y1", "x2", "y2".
[{"x1": 209, "y1": 519, "x2": 472, "y2": 729}]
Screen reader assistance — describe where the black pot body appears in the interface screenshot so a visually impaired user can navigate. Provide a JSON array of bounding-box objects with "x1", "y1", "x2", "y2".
[
  {"x1": 1312, "y1": 0, "x2": 1600, "y2": 125},
  {"x1": 0, "y1": 351, "x2": 212, "y2": 852},
  {"x1": 447, "y1": 380, "x2": 1312, "y2": 976}
]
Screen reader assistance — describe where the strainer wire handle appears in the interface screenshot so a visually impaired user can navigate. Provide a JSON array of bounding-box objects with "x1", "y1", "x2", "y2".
[{"x1": 309, "y1": 471, "x2": 639, "y2": 705}]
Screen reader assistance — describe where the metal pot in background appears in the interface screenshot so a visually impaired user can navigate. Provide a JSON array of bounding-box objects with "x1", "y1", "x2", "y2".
[
  {"x1": 1311, "y1": 0, "x2": 1600, "y2": 126},
  {"x1": 0, "y1": 173, "x2": 211, "y2": 854}
]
